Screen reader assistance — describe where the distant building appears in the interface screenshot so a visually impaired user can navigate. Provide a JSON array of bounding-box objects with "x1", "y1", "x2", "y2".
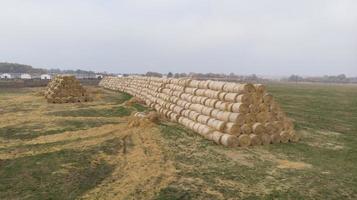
[
  {"x1": 20, "y1": 73, "x2": 31, "y2": 79},
  {"x1": 41, "y1": 74, "x2": 51, "y2": 80},
  {"x1": 95, "y1": 74, "x2": 103, "y2": 79},
  {"x1": 0, "y1": 73, "x2": 12, "y2": 79},
  {"x1": 117, "y1": 74, "x2": 123, "y2": 78}
]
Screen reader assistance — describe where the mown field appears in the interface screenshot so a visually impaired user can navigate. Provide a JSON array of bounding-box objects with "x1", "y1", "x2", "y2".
[{"x1": 0, "y1": 83, "x2": 356, "y2": 200}]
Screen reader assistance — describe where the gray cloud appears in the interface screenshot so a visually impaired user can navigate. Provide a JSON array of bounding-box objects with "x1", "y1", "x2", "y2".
[{"x1": 0, "y1": 0, "x2": 356, "y2": 76}]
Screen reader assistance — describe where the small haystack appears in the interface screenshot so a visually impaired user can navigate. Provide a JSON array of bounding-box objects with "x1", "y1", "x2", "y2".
[{"x1": 44, "y1": 75, "x2": 92, "y2": 103}]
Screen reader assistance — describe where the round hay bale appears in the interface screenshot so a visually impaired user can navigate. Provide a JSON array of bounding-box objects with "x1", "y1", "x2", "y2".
[
  {"x1": 189, "y1": 80, "x2": 200, "y2": 88},
  {"x1": 249, "y1": 104, "x2": 260, "y2": 114},
  {"x1": 238, "y1": 134, "x2": 251, "y2": 147},
  {"x1": 173, "y1": 106, "x2": 184, "y2": 115},
  {"x1": 280, "y1": 131, "x2": 290, "y2": 143},
  {"x1": 190, "y1": 104, "x2": 204, "y2": 113},
  {"x1": 184, "y1": 102, "x2": 192, "y2": 109},
  {"x1": 195, "y1": 89, "x2": 206, "y2": 96},
  {"x1": 207, "y1": 118, "x2": 226, "y2": 131},
  {"x1": 270, "y1": 133, "x2": 281, "y2": 144},
  {"x1": 236, "y1": 94, "x2": 252, "y2": 104},
  {"x1": 204, "y1": 99, "x2": 218, "y2": 108},
  {"x1": 168, "y1": 113, "x2": 178, "y2": 122},
  {"x1": 245, "y1": 113, "x2": 256, "y2": 124},
  {"x1": 193, "y1": 122, "x2": 201, "y2": 132},
  {"x1": 199, "y1": 96, "x2": 209, "y2": 105},
  {"x1": 212, "y1": 131, "x2": 224, "y2": 144},
  {"x1": 215, "y1": 101, "x2": 230, "y2": 111},
  {"x1": 256, "y1": 112, "x2": 268, "y2": 123},
  {"x1": 210, "y1": 109, "x2": 220, "y2": 118},
  {"x1": 222, "y1": 82, "x2": 238, "y2": 93},
  {"x1": 288, "y1": 130, "x2": 301, "y2": 142},
  {"x1": 252, "y1": 122, "x2": 265, "y2": 135},
  {"x1": 270, "y1": 102, "x2": 281, "y2": 112},
  {"x1": 240, "y1": 83, "x2": 256, "y2": 93},
  {"x1": 241, "y1": 124, "x2": 252, "y2": 135},
  {"x1": 228, "y1": 113, "x2": 245, "y2": 125},
  {"x1": 254, "y1": 84, "x2": 266, "y2": 94},
  {"x1": 263, "y1": 94, "x2": 273, "y2": 104},
  {"x1": 202, "y1": 107, "x2": 214, "y2": 116},
  {"x1": 208, "y1": 81, "x2": 226, "y2": 90},
  {"x1": 225, "y1": 122, "x2": 241, "y2": 135},
  {"x1": 197, "y1": 125, "x2": 213, "y2": 138},
  {"x1": 260, "y1": 133, "x2": 271, "y2": 145},
  {"x1": 216, "y1": 111, "x2": 231, "y2": 122},
  {"x1": 188, "y1": 111, "x2": 200, "y2": 121},
  {"x1": 197, "y1": 115, "x2": 210, "y2": 124},
  {"x1": 264, "y1": 122, "x2": 276, "y2": 135},
  {"x1": 250, "y1": 134, "x2": 262, "y2": 146},
  {"x1": 218, "y1": 92, "x2": 227, "y2": 101},
  {"x1": 220, "y1": 134, "x2": 239, "y2": 147},
  {"x1": 273, "y1": 121, "x2": 284, "y2": 132},
  {"x1": 259, "y1": 103, "x2": 269, "y2": 112},
  {"x1": 198, "y1": 81, "x2": 210, "y2": 89},
  {"x1": 283, "y1": 119, "x2": 294, "y2": 131},
  {"x1": 231, "y1": 103, "x2": 249, "y2": 114},
  {"x1": 204, "y1": 90, "x2": 221, "y2": 99},
  {"x1": 224, "y1": 93, "x2": 238, "y2": 102}
]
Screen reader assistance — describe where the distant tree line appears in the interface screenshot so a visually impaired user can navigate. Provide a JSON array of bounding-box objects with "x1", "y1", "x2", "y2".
[
  {"x1": 286, "y1": 74, "x2": 357, "y2": 83},
  {"x1": 144, "y1": 71, "x2": 267, "y2": 83},
  {"x1": 0, "y1": 62, "x2": 96, "y2": 75},
  {"x1": 0, "y1": 62, "x2": 46, "y2": 74}
]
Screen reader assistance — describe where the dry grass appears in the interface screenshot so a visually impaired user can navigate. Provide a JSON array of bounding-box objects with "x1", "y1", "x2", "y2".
[{"x1": 1, "y1": 83, "x2": 357, "y2": 199}]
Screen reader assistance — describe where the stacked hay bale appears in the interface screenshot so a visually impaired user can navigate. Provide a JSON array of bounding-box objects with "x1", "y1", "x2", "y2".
[
  {"x1": 99, "y1": 76, "x2": 300, "y2": 147},
  {"x1": 44, "y1": 75, "x2": 92, "y2": 103}
]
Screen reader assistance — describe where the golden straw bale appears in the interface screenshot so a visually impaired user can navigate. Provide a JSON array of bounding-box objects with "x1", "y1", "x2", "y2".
[
  {"x1": 236, "y1": 94, "x2": 252, "y2": 104},
  {"x1": 288, "y1": 130, "x2": 301, "y2": 142},
  {"x1": 227, "y1": 113, "x2": 246, "y2": 125},
  {"x1": 220, "y1": 134, "x2": 239, "y2": 147},
  {"x1": 270, "y1": 133, "x2": 281, "y2": 144},
  {"x1": 231, "y1": 103, "x2": 249, "y2": 114},
  {"x1": 207, "y1": 118, "x2": 226, "y2": 131},
  {"x1": 212, "y1": 131, "x2": 224, "y2": 144},
  {"x1": 250, "y1": 134, "x2": 262, "y2": 146},
  {"x1": 260, "y1": 133, "x2": 271, "y2": 145},
  {"x1": 280, "y1": 131, "x2": 290, "y2": 143},
  {"x1": 249, "y1": 104, "x2": 260, "y2": 114},
  {"x1": 225, "y1": 122, "x2": 241, "y2": 135},
  {"x1": 238, "y1": 134, "x2": 251, "y2": 147},
  {"x1": 197, "y1": 115, "x2": 210, "y2": 124},
  {"x1": 252, "y1": 122, "x2": 265, "y2": 135},
  {"x1": 241, "y1": 124, "x2": 252, "y2": 135}
]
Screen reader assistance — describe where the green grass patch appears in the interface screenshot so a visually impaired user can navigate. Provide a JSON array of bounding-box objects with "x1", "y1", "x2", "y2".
[
  {"x1": 48, "y1": 106, "x2": 132, "y2": 117},
  {"x1": 0, "y1": 148, "x2": 114, "y2": 200},
  {"x1": 132, "y1": 103, "x2": 148, "y2": 112},
  {"x1": 102, "y1": 91, "x2": 132, "y2": 104}
]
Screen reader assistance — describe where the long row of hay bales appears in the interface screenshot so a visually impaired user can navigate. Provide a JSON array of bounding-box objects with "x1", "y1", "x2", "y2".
[{"x1": 99, "y1": 76, "x2": 300, "y2": 147}]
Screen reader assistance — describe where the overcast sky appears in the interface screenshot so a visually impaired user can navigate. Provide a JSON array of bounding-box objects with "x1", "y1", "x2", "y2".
[{"x1": 0, "y1": 0, "x2": 356, "y2": 76}]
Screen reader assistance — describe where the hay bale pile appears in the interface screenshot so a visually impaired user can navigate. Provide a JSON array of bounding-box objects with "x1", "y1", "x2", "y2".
[
  {"x1": 99, "y1": 76, "x2": 300, "y2": 147},
  {"x1": 45, "y1": 75, "x2": 92, "y2": 103}
]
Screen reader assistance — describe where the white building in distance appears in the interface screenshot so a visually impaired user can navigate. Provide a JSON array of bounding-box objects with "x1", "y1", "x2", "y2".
[
  {"x1": 95, "y1": 74, "x2": 103, "y2": 79},
  {"x1": 20, "y1": 73, "x2": 32, "y2": 79},
  {"x1": 0, "y1": 73, "x2": 12, "y2": 79},
  {"x1": 41, "y1": 74, "x2": 51, "y2": 80}
]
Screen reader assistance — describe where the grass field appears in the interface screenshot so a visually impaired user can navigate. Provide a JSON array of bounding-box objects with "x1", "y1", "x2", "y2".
[{"x1": 0, "y1": 83, "x2": 356, "y2": 200}]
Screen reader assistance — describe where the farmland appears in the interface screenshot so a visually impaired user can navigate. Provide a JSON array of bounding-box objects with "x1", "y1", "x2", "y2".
[{"x1": 0, "y1": 83, "x2": 357, "y2": 199}]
